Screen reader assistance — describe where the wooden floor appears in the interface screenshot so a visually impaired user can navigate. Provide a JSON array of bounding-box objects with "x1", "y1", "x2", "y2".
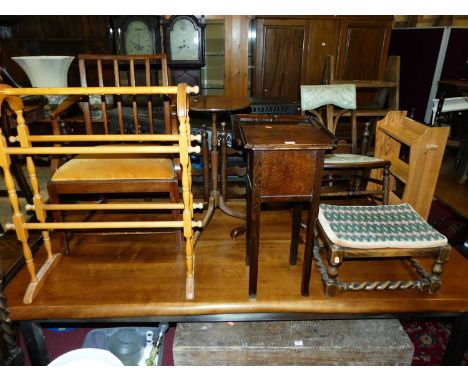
[
  {"x1": 435, "y1": 151, "x2": 468, "y2": 218},
  {"x1": 4, "y1": 204, "x2": 468, "y2": 321}
]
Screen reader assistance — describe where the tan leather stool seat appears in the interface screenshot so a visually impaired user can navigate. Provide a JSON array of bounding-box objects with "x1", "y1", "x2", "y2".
[{"x1": 51, "y1": 154, "x2": 175, "y2": 181}]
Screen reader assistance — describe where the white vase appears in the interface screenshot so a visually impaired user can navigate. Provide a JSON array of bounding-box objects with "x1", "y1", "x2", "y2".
[{"x1": 11, "y1": 55, "x2": 74, "y2": 106}]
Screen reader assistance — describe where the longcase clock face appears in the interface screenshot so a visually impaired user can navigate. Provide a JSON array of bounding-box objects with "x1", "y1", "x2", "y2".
[
  {"x1": 164, "y1": 16, "x2": 205, "y2": 67},
  {"x1": 124, "y1": 20, "x2": 154, "y2": 54},
  {"x1": 113, "y1": 16, "x2": 161, "y2": 55},
  {"x1": 169, "y1": 18, "x2": 200, "y2": 61}
]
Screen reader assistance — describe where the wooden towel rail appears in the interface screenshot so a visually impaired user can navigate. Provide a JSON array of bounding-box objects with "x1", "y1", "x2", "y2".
[{"x1": 0, "y1": 83, "x2": 202, "y2": 303}]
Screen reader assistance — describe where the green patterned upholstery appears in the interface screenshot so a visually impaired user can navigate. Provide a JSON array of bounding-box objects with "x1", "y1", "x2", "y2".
[
  {"x1": 324, "y1": 153, "x2": 387, "y2": 164},
  {"x1": 319, "y1": 204, "x2": 448, "y2": 249}
]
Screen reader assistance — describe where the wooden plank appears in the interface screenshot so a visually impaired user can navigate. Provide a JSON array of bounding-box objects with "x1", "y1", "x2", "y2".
[
  {"x1": 224, "y1": 16, "x2": 249, "y2": 97},
  {"x1": 173, "y1": 320, "x2": 414, "y2": 365}
]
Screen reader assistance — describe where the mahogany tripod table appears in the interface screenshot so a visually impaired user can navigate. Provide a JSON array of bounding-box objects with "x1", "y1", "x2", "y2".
[{"x1": 189, "y1": 95, "x2": 252, "y2": 243}]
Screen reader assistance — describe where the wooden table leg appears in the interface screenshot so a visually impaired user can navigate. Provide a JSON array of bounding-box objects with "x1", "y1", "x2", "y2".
[
  {"x1": 301, "y1": 200, "x2": 317, "y2": 296},
  {"x1": 219, "y1": 122, "x2": 227, "y2": 200},
  {"x1": 194, "y1": 112, "x2": 220, "y2": 246},
  {"x1": 201, "y1": 127, "x2": 210, "y2": 203},
  {"x1": 195, "y1": 112, "x2": 245, "y2": 245},
  {"x1": 248, "y1": 154, "x2": 261, "y2": 298},
  {"x1": 289, "y1": 203, "x2": 303, "y2": 265},
  {"x1": 210, "y1": 112, "x2": 219, "y2": 192}
]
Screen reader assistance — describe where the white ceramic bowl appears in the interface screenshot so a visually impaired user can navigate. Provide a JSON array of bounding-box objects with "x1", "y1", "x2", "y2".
[{"x1": 48, "y1": 348, "x2": 124, "y2": 366}]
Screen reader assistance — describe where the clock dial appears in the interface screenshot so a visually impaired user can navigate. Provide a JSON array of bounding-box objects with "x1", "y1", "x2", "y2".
[
  {"x1": 124, "y1": 20, "x2": 154, "y2": 54},
  {"x1": 169, "y1": 19, "x2": 200, "y2": 61}
]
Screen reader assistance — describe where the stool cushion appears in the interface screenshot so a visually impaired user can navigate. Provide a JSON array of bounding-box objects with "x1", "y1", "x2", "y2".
[
  {"x1": 51, "y1": 155, "x2": 175, "y2": 181},
  {"x1": 319, "y1": 203, "x2": 448, "y2": 249},
  {"x1": 324, "y1": 153, "x2": 387, "y2": 165}
]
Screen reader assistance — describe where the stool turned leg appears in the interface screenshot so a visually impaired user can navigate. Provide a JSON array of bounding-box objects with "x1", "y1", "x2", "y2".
[
  {"x1": 429, "y1": 245, "x2": 451, "y2": 293},
  {"x1": 325, "y1": 249, "x2": 344, "y2": 297}
]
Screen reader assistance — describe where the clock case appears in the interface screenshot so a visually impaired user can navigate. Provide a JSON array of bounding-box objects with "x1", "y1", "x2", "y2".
[
  {"x1": 112, "y1": 16, "x2": 162, "y2": 55},
  {"x1": 162, "y1": 15, "x2": 206, "y2": 87}
]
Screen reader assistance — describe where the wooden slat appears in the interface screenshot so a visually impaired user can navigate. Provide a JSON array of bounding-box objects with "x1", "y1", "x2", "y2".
[
  {"x1": 26, "y1": 134, "x2": 179, "y2": 142},
  {"x1": 0, "y1": 86, "x2": 184, "y2": 95},
  {"x1": 145, "y1": 58, "x2": 154, "y2": 133},
  {"x1": 129, "y1": 59, "x2": 139, "y2": 134},
  {"x1": 113, "y1": 59, "x2": 125, "y2": 134},
  {"x1": 78, "y1": 59, "x2": 93, "y2": 134},
  {"x1": 390, "y1": 160, "x2": 409, "y2": 183},
  {"x1": 39, "y1": 203, "x2": 187, "y2": 210},
  {"x1": 22, "y1": 221, "x2": 186, "y2": 230},
  {"x1": 96, "y1": 59, "x2": 109, "y2": 134},
  {"x1": 6, "y1": 146, "x2": 183, "y2": 155}
]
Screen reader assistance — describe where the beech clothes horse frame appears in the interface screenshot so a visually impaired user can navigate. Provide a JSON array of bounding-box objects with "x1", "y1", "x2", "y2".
[{"x1": 0, "y1": 83, "x2": 202, "y2": 303}]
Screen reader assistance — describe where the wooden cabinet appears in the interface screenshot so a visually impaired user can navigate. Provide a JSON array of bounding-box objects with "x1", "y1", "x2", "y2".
[
  {"x1": 251, "y1": 16, "x2": 394, "y2": 101},
  {"x1": 304, "y1": 19, "x2": 341, "y2": 84},
  {"x1": 252, "y1": 18, "x2": 309, "y2": 99},
  {"x1": 336, "y1": 18, "x2": 393, "y2": 81}
]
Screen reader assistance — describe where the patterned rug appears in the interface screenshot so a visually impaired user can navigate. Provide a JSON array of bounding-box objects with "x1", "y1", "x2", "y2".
[
  {"x1": 403, "y1": 199, "x2": 468, "y2": 366},
  {"x1": 400, "y1": 319, "x2": 468, "y2": 366}
]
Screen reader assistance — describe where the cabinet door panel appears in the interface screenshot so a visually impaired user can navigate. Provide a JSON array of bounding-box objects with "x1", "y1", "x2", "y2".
[
  {"x1": 253, "y1": 19, "x2": 308, "y2": 99},
  {"x1": 336, "y1": 19, "x2": 393, "y2": 80},
  {"x1": 305, "y1": 19, "x2": 341, "y2": 84}
]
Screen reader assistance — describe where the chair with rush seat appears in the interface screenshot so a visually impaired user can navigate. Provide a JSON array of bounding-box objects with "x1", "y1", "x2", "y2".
[
  {"x1": 301, "y1": 84, "x2": 390, "y2": 203},
  {"x1": 308, "y1": 111, "x2": 451, "y2": 297}
]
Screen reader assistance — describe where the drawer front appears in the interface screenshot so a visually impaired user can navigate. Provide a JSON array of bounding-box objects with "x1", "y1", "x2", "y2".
[{"x1": 259, "y1": 150, "x2": 318, "y2": 196}]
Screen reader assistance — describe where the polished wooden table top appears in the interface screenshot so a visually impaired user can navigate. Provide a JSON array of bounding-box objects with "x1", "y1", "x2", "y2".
[
  {"x1": 3, "y1": 207, "x2": 468, "y2": 321},
  {"x1": 189, "y1": 95, "x2": 252, "y2": 113},
  {"x1": 239, "y1": 119, "x2": 336, "y2": 150}
]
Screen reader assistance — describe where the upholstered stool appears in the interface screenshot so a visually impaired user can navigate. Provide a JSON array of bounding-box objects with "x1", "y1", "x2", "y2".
[{"x1": 315, "y1": 203, "x2": 451, "y2": 297}]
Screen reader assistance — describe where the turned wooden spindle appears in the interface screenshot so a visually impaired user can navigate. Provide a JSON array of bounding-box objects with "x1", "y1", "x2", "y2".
[
  {"x1": 0, "y1": 128, "x2": 37, "y2": 284},
  {"x1": 15, "y1": 112, "x2": 54, "y2": 260},
  {"x1": 177, "y1": 84, "x2": 196, "y2": 299}
]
